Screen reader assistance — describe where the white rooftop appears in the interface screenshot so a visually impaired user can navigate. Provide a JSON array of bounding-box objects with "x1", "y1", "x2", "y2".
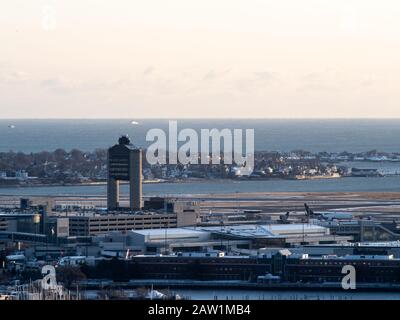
[
  {"x1": 130, "y1": 228, "x2": 209, "y2": 238},
  {"x1": 192, "y1": 223, "x2": 328, "y2": 238},
  {"x1": 314, "y1": 254, "x2": 396, "y2": 260}
]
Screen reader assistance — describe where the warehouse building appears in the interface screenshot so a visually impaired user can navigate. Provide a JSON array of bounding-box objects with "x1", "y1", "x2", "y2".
[{"x1": 193, "y1": 223, "x2": 352, "y2": 247}]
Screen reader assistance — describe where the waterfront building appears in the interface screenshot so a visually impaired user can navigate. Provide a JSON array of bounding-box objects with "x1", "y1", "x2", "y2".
[{"x1": 81, "y1": 250, "x2": 400, "y2": 285}]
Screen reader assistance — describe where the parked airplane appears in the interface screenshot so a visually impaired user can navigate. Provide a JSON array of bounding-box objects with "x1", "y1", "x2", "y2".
[{"x1": 304, "y1": 203, "x2": 353, "y2": 221}]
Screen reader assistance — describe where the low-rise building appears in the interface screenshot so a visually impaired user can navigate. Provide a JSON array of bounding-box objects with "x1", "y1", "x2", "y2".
[
  {"x1": 193, "y1": 223, "x2": 352, "y2": 247},
  {"x1": 68, "y1": 210, "x2": 197, "y2": 237}
]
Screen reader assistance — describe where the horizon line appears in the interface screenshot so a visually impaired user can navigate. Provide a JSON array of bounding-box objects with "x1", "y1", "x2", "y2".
[{"x1": 2, "y1": 117, "x2": 400, "y2": 120}]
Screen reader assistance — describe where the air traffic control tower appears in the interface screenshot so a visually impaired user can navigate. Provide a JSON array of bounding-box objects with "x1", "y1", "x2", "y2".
[{"x1": 107, "y1": 135, "x2": 142, "y2": 210}]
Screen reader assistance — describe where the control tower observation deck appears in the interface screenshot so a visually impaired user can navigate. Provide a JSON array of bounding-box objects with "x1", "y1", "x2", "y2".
[{"x1": 107, "y1": 135, "x2": 142, "y2": 210}]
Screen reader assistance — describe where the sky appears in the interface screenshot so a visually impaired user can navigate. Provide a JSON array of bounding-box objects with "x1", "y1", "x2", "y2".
[{"x1": 1, "y1": 0, "x2": 400, "y2": 118}]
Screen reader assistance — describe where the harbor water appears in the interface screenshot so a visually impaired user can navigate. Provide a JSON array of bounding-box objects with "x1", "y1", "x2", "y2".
[
  {"x1": 175, "y1": 289, "x2": 400, "y2": 300},
  {"x1": 1, "y1": 176, "x2": 400, "y2": 197}
]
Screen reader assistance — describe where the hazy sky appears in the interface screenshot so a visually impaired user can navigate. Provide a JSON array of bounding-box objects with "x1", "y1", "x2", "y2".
[{"x1": 1, "y1": 0, "x2": 400, "y2": 118}]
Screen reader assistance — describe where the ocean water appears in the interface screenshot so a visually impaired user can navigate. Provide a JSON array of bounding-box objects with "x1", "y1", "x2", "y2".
[
  {"x1": 1, "y1": 119, "x2": 400, "y2": 153},
  {"x1": 177, "y1": 289, "x2": 400, "y2": 300}
]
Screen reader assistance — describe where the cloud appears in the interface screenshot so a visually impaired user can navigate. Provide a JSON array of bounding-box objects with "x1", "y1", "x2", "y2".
[
  {"x1": 254, "y1": 71, "x2": 278, "y2": 82},
  {"x1": 301, "y1": 72, "x2": 322, "y2": 82},
  {"x1": 202, "y1": 68, "x2": 232, "y2": 81},
  {"x1": 360, "y1": 77, "x2": 374, "y2": 87},
  {"x1": 0, "y1": 70, "x2": 29, "y2": 84},
  {"x1": 143, "y1": 66, "x2": 154, "y2": 76},
  {"x1": 297, "y1": 71, "x2": 336, "y2": 92},
  {"x1": 232, "y1": 71, "x2": 279, "y2": 93},
  {"x1": 41, "y1": 78, "x2": 64, "y2": 87},
  {"x1": 41, "y1": 76, "x2": 130, "y2": 93},
  {"x1": 40, "y1": 77, "x2": 78, "y2": 93}
]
